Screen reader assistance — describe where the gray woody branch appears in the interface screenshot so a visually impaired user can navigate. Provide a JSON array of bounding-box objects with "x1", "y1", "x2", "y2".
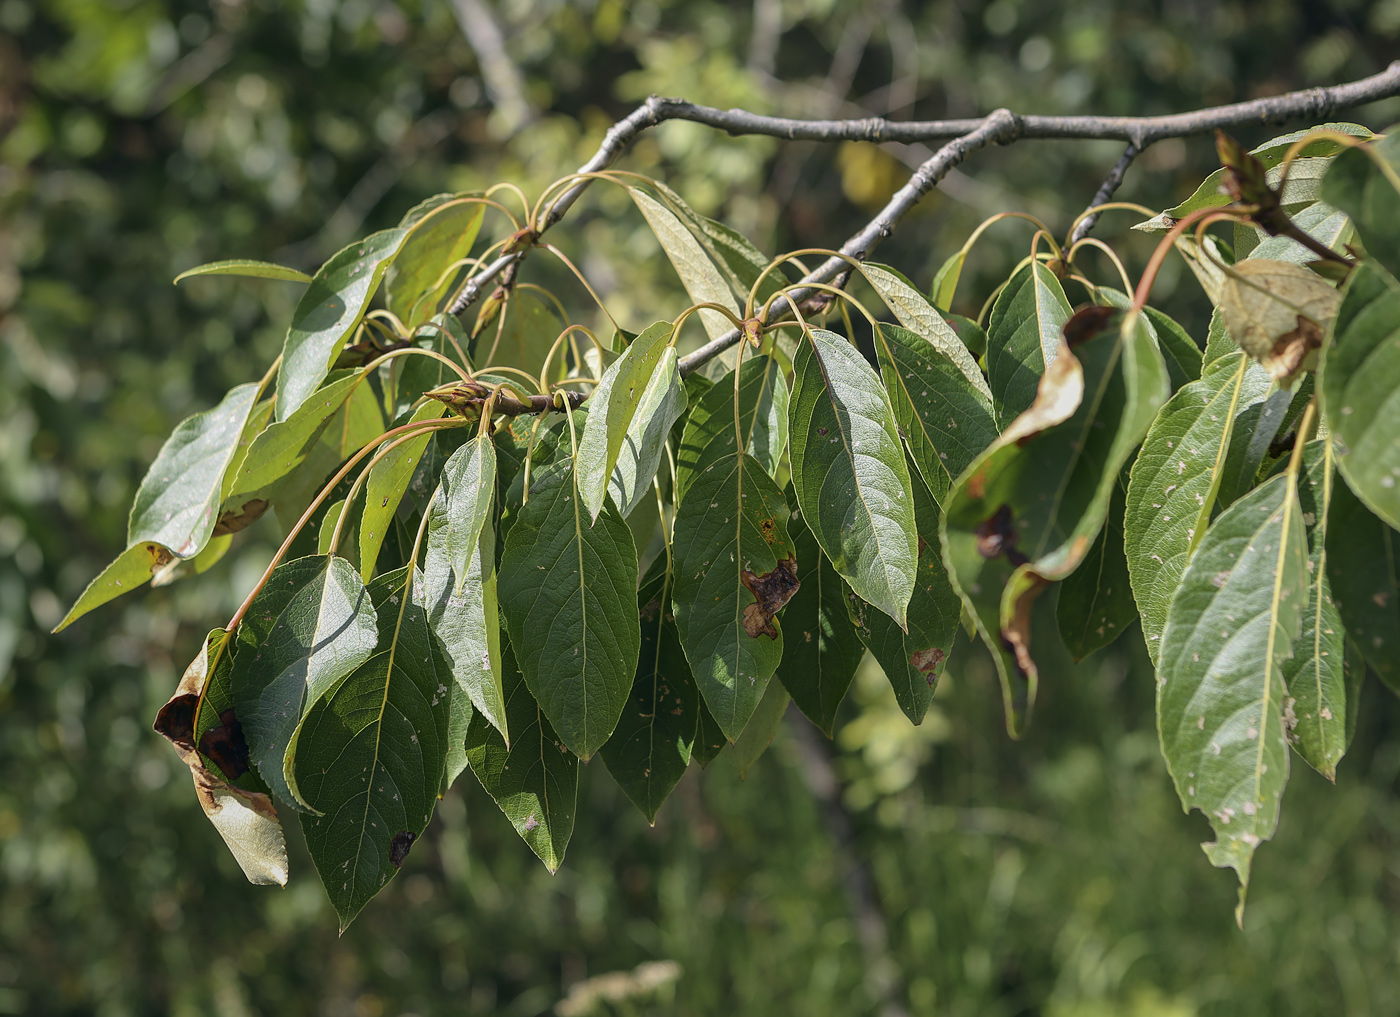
[{"x1": 448, "y1": 61, "x2": 1400, "y2": 371}]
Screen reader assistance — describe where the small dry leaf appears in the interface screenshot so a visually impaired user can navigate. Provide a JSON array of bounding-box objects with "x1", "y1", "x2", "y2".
[
  {"x1": 739, "y1": 554, "x2": 800, "y2": 638},
  {"x1": 1219, "y1": 260, "x2": 1340, "y2": 386}
]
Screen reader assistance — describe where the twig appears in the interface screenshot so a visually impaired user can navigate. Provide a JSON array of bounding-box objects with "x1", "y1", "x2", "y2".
[
  {"x1": 446, "y1": 62, "x2": 1400, "y2": 326},
  {"x1": 429, "y1": 378, "x2": 586, "y2": 417},
  {"x1": 1067, "y1": 142, "x2": 1141, "y2": 245}
]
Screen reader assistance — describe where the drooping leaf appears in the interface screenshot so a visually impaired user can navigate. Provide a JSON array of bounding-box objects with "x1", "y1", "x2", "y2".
[
  {"x1": 1125, "y1": 351, "x2": 1272, "y2": 663},
  {"x1": 1282, "y1": 440, "x2": 1352, "y2": 779},
  {"x1": 1056, "y1": 480, "x2": 1136, "y2": 661},
  {"x1": 359, "y1": 402, "x2": 445, "y2": 579},
  {"x1": 985, "y1": 261, "x2": 1073, "y2": 425},
  {"x1": 725, "y1": 679, "x2": 789, "y2": 779},
  {"x1": 1320, "y1": 129, "x2": 1400, "y2": 278},
  {"x1": 1326, "y1": 471, "x2": 1400, "y2": 693},
  {"x1": 675, "y1": 355, "x2": 788, "y2": 501},
  {"x1": 1157, "y1": 473, "x2": 1308, "y2": 925},
  {"x1": 54, "y1": 541, "x2": 176, "y2": 632},
  {"x1": 862, "y1": 262, "x2": 992, "y2": 401},
  {"x1": 276, "y1": 228, "x2": 407, "y2": 421},
  {"x1": 930, "y1": 248, "x2": 965, "y2": 311},
  {"x1": 153, "y1": 629, "x2": 289, "y2": 886},
  {"x1": 692, "y1": 700, "x2": 728, "y2": 767},
  {"x1": 607, "y1": 347, "x2": 687, "y2": 519},
  {"x1": 230, "y1": 555, "x2": 379, "y2": 811},
  {"x1": 1218, "y1": 260, "x2": 1339, "y2": 385},
  {"x1": 1319, "y1": 260, "x2": 1400, "y2": 530},
  {"x1": 600, "y1": 559, "x2": 699, "y2": 823},
  {"x1": 1142, "y1": 306, "x2": 1203, "y2": 391},
  {"x1": 631, "y1": 187, "x2": 740, "y2": 341},
  {"x1": 672, "y1": 452, "x2": 798, "y2": 740},
  {"x1": 498, "y1": 458, "x2": 640, "y2": 759},
  {"x1": 478, "y1": 286, "x2": 564, "y2": 378},
  {"x1": 292, "y1": 566, "x2": 450, "y2": 930},
  {"x1": 386, "y1": 197, "x2": 485, "y2": 329},
  {"x1": 174, "y1": 259, "x2": 312, "y2": 284},
  {"x1": 423, "y1": 435, "x2": 507, "y2": 741},
  {"x1": 576, "y1": 320, "x2": 674, "y2": 520},
  {"x1": 872, "y1": 322, "x2": 999, "y2": 505},
  {"x1": 440, "y1": 681, "x2": 473, "y2": 796},
  {"x1": 789, "y1": 328, "x2": 917, "y2": 627},
  {"x1": 846, "y1": 463, "x2": 960, "y2": 724},
  {"x1": 465, "y1": 645, "x2": 577, "y2": 872},
  {"x1": 776, "y1": 499, "x2": 864, "y2": 736}
]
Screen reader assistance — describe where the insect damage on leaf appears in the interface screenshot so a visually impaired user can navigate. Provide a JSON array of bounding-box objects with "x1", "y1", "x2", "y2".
[
  {"x1": 389, "y1": 830, "x2": 417, "y2": 869},
  {"x1": 153, "y1": 693, "x2": 200, "y2": 749},
  {"x1": 739, "y1": 554, "x2": 800, "y2": 638},
  {"x1": 910, "y1": 647, "x2": 945, "y2": 683},
  {"x1": 198, "y1": 709, "x2": 251, "y2": 781},
  {"x1": 975, "y1": 505, "x2": 1028, "y2": 566},
  {"x1": 213, "y1": 498, "x2": 269, "y2": 536}
]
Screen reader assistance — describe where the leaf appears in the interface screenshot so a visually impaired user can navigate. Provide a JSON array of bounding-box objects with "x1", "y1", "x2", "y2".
[
  {"x1": 386, "y1": 198, "x2": 485, "y2": 329},
  {"x1": 576, "y1": 321, "x2": 675, "y2": 520},
  {"x1": 872, "y1": 322, "x2": 998, "y2": 505},
  {"x1": 174, "y1": 259, "x2": 312, "y2": 284},
  {"x1": 1142, "y1": 306, "x2": 1203, "y2": 392},
  {"x1": 776, "y1": 500, "x2": 865, "y2": 736},
  {"x1": 293, "y1": 566, "x2": 450, "y2": 930},
  {"x1": 985, "y1": 261, "x2": 1073, "y2": 425},
  {"x1": 1056, "y1": 480, "x2": 1135, "y2": 661},
  {"x1": 1319, "y1": 260, "x2": 1400, "y2": 530},
  {"x1": 276, "y1": 228, "x2": 407, "y2": 422},
  {"x1": 1246, "y1": 199, "x2": 1352, "y2": 265},
  {"x1": 498, "y1": 459, "x2": 640, "y2": 759},
  {"x1": 478, "y1": 287, "x2": 564, "y2": 377},
  {"x1": 440, "y1": 681, "x2": 473, "y2": 796},
  {"x1": 466, "y1": 645, "x2": 578, "y2": 872},
  {"x1": 1157, "y1": 473, "x2": 1308, "y2": 925},
  {"x1": 230, "y1": 555, "x2": 379, "y2": 811},
  {"x1": 725, "y1": 679, "x2": 789, "y2": 779},
  {"x1": 672, "y1": 452, "x2": 798, "y2": 740},
  {"x1": 54, "y1": 541, "x2": 176, "y2": 632},
  {"x1": 1320, "y1": 129, "x2": 1400, "y2": 278},
  {"x1": 675, "y1": 355, "x2": 788, "y2": 501},
  {"x1": 1125, "y1": 351, "x2": 1272, "y2": 663},
  {"x1": 930, "y1": 248, "x2": 964, "y2": 311},
  {"x1": 862, "y1": 262, "x2": 992, "y2": 402},
  {"x1": 630, "y1": 187, "x2": 740, "y2": 341},
  {"x1": 846, "y1": 464, "x2": 960, "y2": 724},
  {"x1": 152, "y1": 629, "x2": 289, "y2": 886},
  {"x1": 1326, "y1": 471, "x2": 1400, "y2": 693},
  {"x1": 359, "y1": 402, "x2": 446, "y2": 580},
  {"x1": 423, "y1": 435, "x2": 507, "y2": 741},
  {"x1": 1218, "y1": 260, "x2": 1339, "y2": 385},
  {"x1": 1282, "y1": 440, "x2": 1351, "y2": 779},
  {"x1": 692, "y1": 700, "x2": 728, "y2": 767},
  {"x1": 789, "y1": 329, "x2": 918, "y2": 627},
  {"x1": 600, "y1": 560, "x2": 700, "y2": 823},
  {"x1": 607, "y1": 347, "x2": 687, "y2": 519}
]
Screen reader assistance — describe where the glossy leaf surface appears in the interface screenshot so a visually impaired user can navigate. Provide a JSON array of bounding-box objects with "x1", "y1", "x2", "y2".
[
  {"x1": 386, "y1": 197, "x2": 485, "y2": 329},
  {"x1": 55, "y1": 541, "x2": 176, "y2": 632},
  {"x1": 675, "y1": 356, "x2": 788, "y2": 500},
  {"x1": 174, "y1": 259, "x2": 312, "y2": 284},
  {"x1": 863, "y1": 262, "x2": 991, "y2": 401},
  {"x1": 631, "y1": 187, "x2": 739, "y2": 341},
  {"x1": 985, "y1": 261, "x2": 1072, "y2": 425},
  {"x1": 359, "y1": 402, "x2": 445, "y2": 580}
]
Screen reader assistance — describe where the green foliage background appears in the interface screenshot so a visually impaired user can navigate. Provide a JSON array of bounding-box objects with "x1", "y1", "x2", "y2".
[{"x1": 3, "y1": 1, "x2": 1400, "y2": 1013}]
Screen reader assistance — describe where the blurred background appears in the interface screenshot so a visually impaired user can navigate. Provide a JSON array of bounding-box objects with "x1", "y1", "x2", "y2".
[{"x1": 4, "y1": 1, "x2": 1400, "y2": 1014}]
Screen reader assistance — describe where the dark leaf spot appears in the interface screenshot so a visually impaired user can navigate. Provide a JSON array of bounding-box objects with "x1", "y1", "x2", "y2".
[
  {"x1": 910, "y1": 647, "x2": 944, "y2": 680},
  {"x1": 198, "y1": 709, "x2": 250, "y2": 781},
  {"x1": 975, "y1": 504, "x2": 1028, "y2": 566},
  {"x1": 153, "y1": 693, "x2": 199, "y2": 749},
  {"x1": 213, "y1": 499, "x2": 269, "y2": 537},
  {"x1": 740, "y1": 554, "x2": 800, "y2": 639},
  {"x1": 390, "y1": 830, "x2": 416, "y2": 869}
]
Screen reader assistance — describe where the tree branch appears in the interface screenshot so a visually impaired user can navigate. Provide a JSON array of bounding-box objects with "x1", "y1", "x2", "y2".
[{"x1": 1067, "y1": 142, "x2": 1141, "y2": 246}]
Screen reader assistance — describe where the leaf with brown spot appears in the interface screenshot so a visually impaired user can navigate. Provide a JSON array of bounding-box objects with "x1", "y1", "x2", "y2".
[
  {"x1": 740, "y1": 555, "x2": 799, "y2": 638},
  {"x1": 389, "y1": 831, "x2": 417, "y2": 869},
  {"x1": 212, "y1": 498, "x2": 269, "y2": 536},
  {"x1": 54, "y1": 541, "x2": 177, "y2": 633}
]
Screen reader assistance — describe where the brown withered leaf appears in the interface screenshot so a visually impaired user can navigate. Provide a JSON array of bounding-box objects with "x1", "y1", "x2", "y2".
[
  {"x1": 1063, "y1": 305, "x2": 1119, "y2": 349},
  {"x1": 1219, "y1": 259, "x2": 1339, "y2": 387},
  {"x1": 212, "y1": 498, "x2": 269, "y2": 537},
  {"x1": 154, "y1": 631, "x2": 288, "y2": 886},
  {"x1": 739, "y1": 554, "x2": 800, "y2": 639}
]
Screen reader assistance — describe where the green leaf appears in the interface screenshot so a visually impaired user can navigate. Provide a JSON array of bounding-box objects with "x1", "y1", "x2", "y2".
[
  {"x1": 1282, "y1": 440, "x2": 1351, "y2": 779},
  {"x1": 1320, "y1": 130, "x2": 1400, "y2": 278},
  {"x1": 790, "y1": 329, "x2": 918, "y2": 627},
  {"x1": 1319, "y1": 260, "x2": 1400, "y2": 531},
  {"x1": 465, "y1": 644, "x2": 578, "y2": 872},
  {"x1": 631, "y1": 187, "x2": 740, "y2": 341},
  {"x1": 276, "y1": 228, "x2": 407, "y2": 422},
  {"x1": 692, "y1": 700, "x2": 728, "y2": 767},
  {"x1": 1125, "y1": 351, "x2": 1272, "y2": 663},
  {"x1": 423, "y1": 435, "x2": 507, "y2": 741},
  {"x1": 498, "y1": 459, "x2": 640, "y2": 759},
  {"x1": 478, "y1": 287, "x2": 564, "y2": 377},
  {"x1": 675, "y1": 355, "x2": 788, "y2": 501},
  {"x1": 672, "y1": 452, "x2": 797, "y2": 740},
  {"x1": 576, "y1": 321, "x2": 675, "y2": 520},
  {"x1": 862, "y1": 262, "x2": 992, "y2": 402},
  {"x1": 440, "y1": 681, "x2": 473, "y2": 796},
  {"x1": 358, "y1": 402, "x2": 446, "y2": 579},
  {"x1": 1326, "y1": 471, "x2": 1400, "y2": 693},
  {"x1": 985, "y1": 261, "x2": 1073, "y2": 425},
  {"x1": 776, "y1": 499, "x2": 865, "y2": 736},
  {"x1": 386, "y1": 197, "x2": 485, "y2": 329},
  {"x1": 293, "y1": 566, "x2": 450, "y2": 930},
  {"x1": 1247, "y1": 199, "x2": 1352, "y2": 265},
  {"x1": 725, "y1": 679, "x2": 789, "y2": 779},
  {"x1": 946, "y1": 312, "x2": 987, "y2": 360},
  {"x1": 1157, "y1": 473, "x2": 1308, "y2": 925},
  {"x1": 1056, "y1": 480, "x2": 1135, "y2": 661},
  {"x1": 230, "y1": 555, "x2": 379, "y2": 811},
  {"x1": 930, "y1": 249, "x2": 965, "y2": 311},
  {"x1": 174, "y1": 259, "x2": 312, "y2": 284},
  {"x1": 54, "y1": 541, "x2": 176, "y2": 632},
  {"x1": 1142, "y1": 306, "x2": 1203, "y2": 392},
  {"x1": 846, "y1": 464, "x2": 960, "y2": 724},
  {"x1": 600, "y1": 560, "x2": 699, "y2": 823},
  {"x1": 124, "y1": 381, "x2": 264, "y2": 559},
  {"x1": 872, "y1": 322, "x2": 998, "y2": 505},
  {"x1": 1203, "y1": 306, "x2": 1238, "y2": 366},
  {"x1": 606, "y1": 347, "x2": 687, "y2": 519}
]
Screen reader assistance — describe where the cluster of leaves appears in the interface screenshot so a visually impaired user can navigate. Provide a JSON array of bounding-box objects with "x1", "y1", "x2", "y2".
[{"x1": 57, "y1": 122, "x2": 1400, "y2": 930}]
